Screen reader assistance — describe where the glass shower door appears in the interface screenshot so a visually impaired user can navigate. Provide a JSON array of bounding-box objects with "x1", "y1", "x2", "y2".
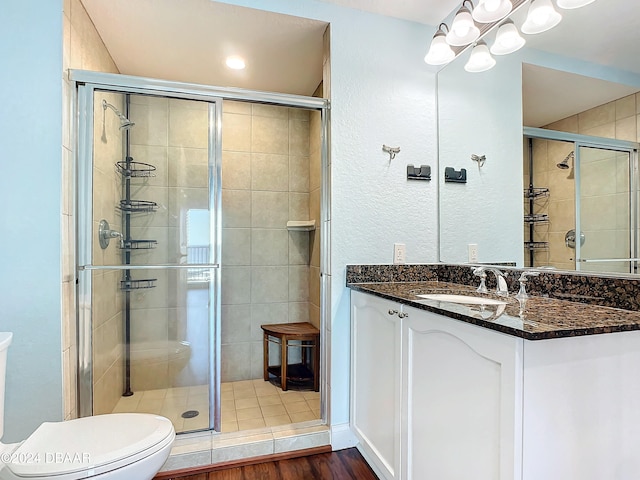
[
  {"x1": 77, "y1": 87, "x2": 221, "y2": 434},
  {"x1": 576, "y1": 145, "x2": 636, "y2": 273}
]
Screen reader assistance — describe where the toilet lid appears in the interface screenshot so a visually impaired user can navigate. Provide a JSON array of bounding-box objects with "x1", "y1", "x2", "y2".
[{"x1": 6, "y1": 413, "x2": 174, "y2": 478}]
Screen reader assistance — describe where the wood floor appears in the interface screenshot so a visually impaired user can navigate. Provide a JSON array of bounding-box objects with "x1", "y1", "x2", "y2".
[{"x1": 167, "y1": 448, "x2": 378, "y2": 480}]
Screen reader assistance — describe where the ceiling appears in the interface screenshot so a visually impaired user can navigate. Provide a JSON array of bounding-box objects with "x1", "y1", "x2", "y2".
[
  {"x1": 82, "y1": 0, "x2": 328, "y2": 96},
  {"x1": 83, "y1": 0, "x2": 640, "y2": 125},
  {"x1": 313, "y1": 0, "x2": 459, "y2": 26}
]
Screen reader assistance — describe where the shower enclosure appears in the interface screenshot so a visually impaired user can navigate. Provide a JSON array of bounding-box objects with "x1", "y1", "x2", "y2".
[
  {"x1": 74, "y1": 71, "x2": 328, "y2": 435},
  {"x1": 524, "y1": 127, "x2": 639, "y2": 273}
]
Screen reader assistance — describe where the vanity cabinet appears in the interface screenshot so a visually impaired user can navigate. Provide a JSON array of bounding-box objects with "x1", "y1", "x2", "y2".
[
  {"x1": 351, "y1": 292, "x2": 403, "y2": 480},
  {"x1": 401, "y1": 304, "x2": 523, "y2": 480},
  {"x1": 350, "y1": 291, "x2": 522, "y2": 480},
  {"x1": 351, "y1": 289, "x2": 640, "y2": 480}
]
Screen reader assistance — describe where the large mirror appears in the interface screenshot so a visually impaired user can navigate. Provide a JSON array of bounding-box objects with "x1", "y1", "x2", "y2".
[{"x1": 437, "y1": 0, "x2": 640, "y2": 274}]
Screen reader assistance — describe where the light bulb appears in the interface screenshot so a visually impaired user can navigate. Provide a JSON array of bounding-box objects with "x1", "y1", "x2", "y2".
[
  {"x1": 446, "y1": 5, "x2": 480, "y2": 46},
  {"x1": 490, "y1": 21, "x2": 525, "y2": 55},
  {"x1": 225, "y1": 56, "x2": 246, "y2": 70},
  {"x1": 472, "y1": 0, "x2": 512, "y2": 24},
  {"x1": 521, "y1": 0, "x2": 562, "y2": 34},
  {"x1": 425, "y1": 28, "x2": 455, "y2": 65},
  {"x1": 465, "y1": 41, "x2": 496, "y2": 73},
  {"x1": 485, "y1": 0, "x2": 501, "y2": 12}
]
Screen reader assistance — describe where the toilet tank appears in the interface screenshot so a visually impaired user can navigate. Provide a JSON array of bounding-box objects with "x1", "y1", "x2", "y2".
[{"x1": 0, "y1": 333, "x2": 13, "y2": 440}]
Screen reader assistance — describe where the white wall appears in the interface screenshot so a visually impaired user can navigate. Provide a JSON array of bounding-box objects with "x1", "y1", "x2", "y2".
[
  {"x1": 0, "y1": 0, "x2": 64, "y2": 441},
  {"x1": 216, "y1": 0, "x2": 439, "y2": 428},
  {"x1": 438, "y1": 53, "x2": 525, "y2": 265}
]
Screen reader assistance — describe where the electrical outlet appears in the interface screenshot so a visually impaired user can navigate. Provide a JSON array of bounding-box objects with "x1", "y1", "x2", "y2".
[
  {"x1": 468, "y1": 243, "x2": 479, "y2": 263},
  {"x1": 393, "y1": 243, "x2": 406, "y2": 264}
]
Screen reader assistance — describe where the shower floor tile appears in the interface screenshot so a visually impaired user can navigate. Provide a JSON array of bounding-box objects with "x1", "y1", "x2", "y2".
[{"x1": 110, "y1": 379, "x2": 320, "y2": 434}]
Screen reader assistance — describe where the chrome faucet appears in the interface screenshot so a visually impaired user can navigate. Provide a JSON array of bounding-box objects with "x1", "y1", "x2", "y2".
[
  {"x1": 487, "y1": 268, "x2": 509, "y2": 296},
  {"x1": 515, "y1": 271, "x2": 540, "y2": 300},
  {"x1": 472, "y1": 266, "x2": 509, "y2": 296}
]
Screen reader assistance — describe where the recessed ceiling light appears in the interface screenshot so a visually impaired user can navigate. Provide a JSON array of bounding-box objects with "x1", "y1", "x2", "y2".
[{"x1": 225, "y1": 56, "x2": 246, "y2": 70}]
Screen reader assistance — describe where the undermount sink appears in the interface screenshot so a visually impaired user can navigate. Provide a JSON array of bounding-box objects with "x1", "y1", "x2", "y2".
[{"x1": 416, "y1": 294, "x2": 507, "y2": 306}]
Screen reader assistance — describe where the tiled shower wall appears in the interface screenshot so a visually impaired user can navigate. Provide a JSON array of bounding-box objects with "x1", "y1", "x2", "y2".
[
  {"x1": 524, "y1": 92, "x2": 640, "y2": 272},
  {"x1": 221, "y1": 101, "x2": 319, "y2": 382},
  {"x1": 62, "y1": 0, "x2": 120, "y2": 420}
]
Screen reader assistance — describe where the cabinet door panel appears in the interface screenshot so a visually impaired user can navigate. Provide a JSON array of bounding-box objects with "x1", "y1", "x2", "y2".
[
  {"x1": 402, "y1": 306, "x2": 523, "y2": 480},
  {"x1": 351, "y1": 291, "x2": 402, "y2": 480}
]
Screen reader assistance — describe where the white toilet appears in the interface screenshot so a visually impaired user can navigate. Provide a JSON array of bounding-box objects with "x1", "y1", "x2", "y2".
[{"x1": 0, "y1": 333, "x2": 175, "y2": 480}]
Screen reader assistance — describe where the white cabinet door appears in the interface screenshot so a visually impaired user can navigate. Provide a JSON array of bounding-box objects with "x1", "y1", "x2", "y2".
[
  {"x1": 351, "y1": 291, "x2": 403, "y2": 480},
  {"x1": 401, "y1": 305, "x2": 523, "y2": 480}
]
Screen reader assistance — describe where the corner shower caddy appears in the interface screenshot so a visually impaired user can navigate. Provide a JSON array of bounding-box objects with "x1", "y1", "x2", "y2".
[
  {"x1": 523, "y1": 186, "x2": 549, "y2": 265},
  {"x1": 117, "y1": 154, "x2": 159, "y2": 396}
]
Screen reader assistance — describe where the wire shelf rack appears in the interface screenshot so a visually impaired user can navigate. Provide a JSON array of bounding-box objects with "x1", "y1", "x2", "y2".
[
  {"x1": 524, "y1": 241, "x2": 549, "y2": 250},
  {"x1": 120, "y1": 239, "x2": 158, "y2": 251},
  {"x1": 116, "y1": 159, "x2": 157, "y2": 178},
  {"x1": 524, "y1": 187, "x2": 549, "y2": 199},
  {"x1": 117, "y1": 199, "x2": 159, "y2": 213},
  {"x1": 524, "y1": 214, "x2": 549, "y2": 224},
  {"x1": 120, "y1": 278, "x2": 157, "y2": 291}
]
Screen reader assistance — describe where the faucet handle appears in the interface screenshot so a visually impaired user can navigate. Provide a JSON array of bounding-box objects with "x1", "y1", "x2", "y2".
[
  {"x1": 515, "y1": 271, "x2": 540, "y2": 300},
  {"x1": 472, "y1": 266, "x2": 486, "y2": 276},
  {"x1": 518, "y1": 271, "x2": 540, "y2": 283}
]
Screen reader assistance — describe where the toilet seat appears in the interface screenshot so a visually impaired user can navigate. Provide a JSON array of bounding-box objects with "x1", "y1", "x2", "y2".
[{"x1": 4, "y1": 413, "x2": 174, "y2": 479}]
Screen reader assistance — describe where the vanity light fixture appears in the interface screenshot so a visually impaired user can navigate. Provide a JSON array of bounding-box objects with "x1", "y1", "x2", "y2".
[
  {"x1": 557, "y1": 0, "x2": 596, "y2": 8},
  {"x1": 521, "y1": 0, "x2": 562, "y2": 34},
  {"x1": 464, "y1": 41, "x2": 496, "y2": 72},
  {"x1": 446, "y1": 1, "x2": 481, "y2": 46},
  {"x1": 425, "y1": 24, "x2": 456, "y2": 65},
  {"x1": 490, "y1": 20, "x2": 526, "y2": 55},
  {"x1": 472, "y1": 0, "x2": 513, "y2": 23},
  {"x1": 225, "y1": 55, "x2": 246, "y2": 70}
]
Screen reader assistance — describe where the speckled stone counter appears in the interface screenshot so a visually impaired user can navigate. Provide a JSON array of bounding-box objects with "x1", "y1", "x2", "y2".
[{"x1": 347, "y1": 266, "x2": 640, "y2": 340}]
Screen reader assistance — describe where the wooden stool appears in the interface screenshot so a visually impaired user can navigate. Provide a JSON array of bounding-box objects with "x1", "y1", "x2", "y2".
[{"x1": 261, "y1": 322, "x2": 320, "y2": 392}]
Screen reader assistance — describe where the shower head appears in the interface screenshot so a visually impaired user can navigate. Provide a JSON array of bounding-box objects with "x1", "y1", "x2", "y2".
[
  {"x1": 557, "y1": 151, "x2": 574, "y2": 170},
  {"x1": 102, "y1": 99, "x2": 135, "y2": 130}
]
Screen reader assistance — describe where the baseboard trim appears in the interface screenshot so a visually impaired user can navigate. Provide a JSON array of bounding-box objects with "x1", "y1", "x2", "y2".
[
  {"x1": 330, "y1": 423, "x2": 358, "y2": 450},
  {"x1": 153, "y1": 445, "x2": 332, "y2": 479}
]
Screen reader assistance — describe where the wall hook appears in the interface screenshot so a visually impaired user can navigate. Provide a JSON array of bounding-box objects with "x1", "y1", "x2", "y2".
[
  {"x1": 471, "y1": 154, "x2": 486, "y2": 167},
  {"x1": 383, "y1": 145, "x2": 401, "y2": 160}
]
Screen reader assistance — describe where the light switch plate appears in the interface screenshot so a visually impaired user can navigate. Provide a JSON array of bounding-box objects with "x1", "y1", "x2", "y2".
[
  {"x1": 394, "y1": 243, "x2": 406, "y2": 264},
  {"x1": 468, "y1": 243, "x2": 478, "y2": 263}
]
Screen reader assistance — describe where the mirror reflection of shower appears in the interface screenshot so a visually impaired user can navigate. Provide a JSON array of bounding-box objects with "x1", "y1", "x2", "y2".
[{"x1": 556, "y1": 151, "x2": 574, "y2": 169}]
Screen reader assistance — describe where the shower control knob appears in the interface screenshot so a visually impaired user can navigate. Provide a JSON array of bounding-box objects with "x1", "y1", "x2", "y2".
[{"x1": 98, "y1": 219, "x2": 123, "y2": 249}]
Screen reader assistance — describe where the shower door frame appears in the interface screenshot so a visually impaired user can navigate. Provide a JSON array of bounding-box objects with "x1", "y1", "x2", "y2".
[
  {"x1": 524, "y1": 126, "x2": 640, "y2": 273},
  {"x1": 72, "y1": 69, "x2": 331, "y2": 434}
]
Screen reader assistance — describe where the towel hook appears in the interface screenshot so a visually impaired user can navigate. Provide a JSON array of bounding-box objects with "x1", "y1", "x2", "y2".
[
  {"x1": 471, "y1": 154, "x2": 486, "y2": 167},
  {"x1": 383, "y1": 144, "x2": 401, "y2": 160}
]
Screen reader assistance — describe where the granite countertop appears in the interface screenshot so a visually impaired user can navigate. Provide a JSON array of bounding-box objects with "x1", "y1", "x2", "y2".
[{"x1": 347, "y1": 281, "x2": 640, "y2": 340}]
